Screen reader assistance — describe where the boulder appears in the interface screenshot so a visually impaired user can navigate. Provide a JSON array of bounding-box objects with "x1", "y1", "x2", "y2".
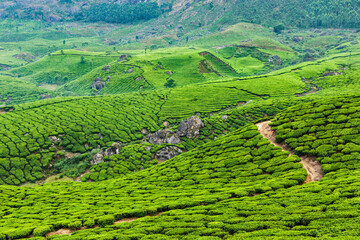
[
  {"x1": 156, "y1": 146, "x2": 183, "y2": 161},
  {"x1": 336, "y1": 45, "x2": 347, "y2": 50},
  {"x1": 91, "y1": 77, "x2": 106, "y2": 91},
  {"x1": 91, "y1": 142, "x2": 122, "y2": 165},
  {"x1": 292, "y1": 36, "x2": 304, "y2": 42},
  {"x1": 49, "y1": 136, "x2": 62, "y2": 143},
  {"x1": 268, "y1": 55, "x2": 282, "y2": 65},
  {"x1": 165, "y1": 71, "x2": 173, "y2": 75},
  {"x1": 40, "y1": 94, "x2": 52, "y2": 100},
  {"x1": 322, "y1": 72, "x2": 343, "y2": 77},
  {"x1": 104, "y1": 142, "x2": 122, "y2": 157},
  {"x1": 221, "y1": 115, "x2": 229, "y2": 122},
  {"x1": 91, "y1": 151, "x2": 104, "y2": 165},
  {"x1": 177, "y1": 116, "x2": 204, "y2": 138},
  {"x1": 351, "y1": 41, "x2": 359, "y2": 45},
  {"x1": 102, "y1": 65, "x2": 111, "y2": 71},
  {"x1": 147, "y1": 129, "x2": 181, "y2": 145}
]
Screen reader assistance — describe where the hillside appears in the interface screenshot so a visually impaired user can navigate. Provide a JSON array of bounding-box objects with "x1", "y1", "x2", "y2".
[
  {"x1": 1, "y1": 95, "x2": 360, "y2": 239},
  {"x1": 1, "y1": 1, "x2": 360, "y2": 239}
]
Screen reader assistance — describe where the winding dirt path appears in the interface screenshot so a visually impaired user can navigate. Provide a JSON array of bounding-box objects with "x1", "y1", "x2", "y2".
[{"x1": 256, "y1": 121, "x2": 324, "y2": 183}]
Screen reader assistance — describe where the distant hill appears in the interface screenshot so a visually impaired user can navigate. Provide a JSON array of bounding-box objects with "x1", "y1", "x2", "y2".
[{"x1": 1, "y1": 0, "x2": 358, "y2": 29}]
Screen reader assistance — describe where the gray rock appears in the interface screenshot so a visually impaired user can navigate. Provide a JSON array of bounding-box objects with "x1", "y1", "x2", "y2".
[
  {"x1": 221, "y1": 115, "x2": 229, "y2": 122},
  {"x1": 156, "y1": 146, "x2": 183, "y2": 161},
  {"x1": 91, "y1": 142, "x2": 121, "y2": 165},
  {"x1": 102, "y1": 65, "x2": 111, "y2": 71},
  {"x1": 135, "y1": 77, "x2": 143, "y2": 81},
  {"x1": 165, "y1": 71, "x2": 173, "y2": 75},
  {"x1": 351, "y1": 41, "x2": 359, "y2": 45},
  {"x1": 177, "y1": 116, "x2": 204, "y2": 138},
  {"x1": 336, "y1": 45, "x2": 347, "y2": 50},
  {"x1": 91, "y1": 151, "x2": 104, "y2": 165},
  {"x1": 147, "y1": 129, "x2": 181, "y2": 145},
  {"x1": 49, "y1": 136, "x2": 62, "y2": 143},
  {"x1": 125, "y1": 68, "x2": 133, "y2": 73},
  {"x1": 292, "y1": 36, "x2": 304, "y2": 42},
  {"x1": 141, "y1": 128, "x2": 149, "y2": 134},
  {"x1": 322, "y1": 71, "x2": 343, "y2": 76},
  {"x1": 91, "y1": 77, "x2": 106, "y2": 91},
  {"x1": 104, "y1": 142, "x2": 122, "y2": 157},
  {"x1": 268, "y1": 55, "x2": 282, "y2": 65},
  {"x1": 40, "y1": 94, "x2": 52, "y2": 100}
]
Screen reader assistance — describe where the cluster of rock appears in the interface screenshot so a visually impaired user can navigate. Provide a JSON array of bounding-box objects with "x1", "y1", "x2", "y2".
[
  {"x1": 91, "y1": 77, "x2": 106, "y2": 90},
  {"x1": 268, "y1": 55, "x2": 282, "y2": 65},
  {"x1": 146, "y1": 116, "x2": 204, "y2": 161},
  {"x1": 89, "y1": 116, "x2": 204, "y2": 165},
  {"x1": 91, "y1": 142, "x2": 122, "y2": 165},
  {"x1": 156, "y1": 146, "x2": 183, "y2": 161},
  {"x1": 102, "y1": 65, "x2": 111, "y2": 71},
  {"x1": 40, "y1": 94, "x2": 52, "y2": 100}
]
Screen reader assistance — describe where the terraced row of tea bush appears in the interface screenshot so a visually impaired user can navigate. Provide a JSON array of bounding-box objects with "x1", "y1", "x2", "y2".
[
  {"x1": 36, "y1": 96, "x2": 360, "y2": 239},
  {"x1": 4, "y1": 50, "x2": 119, "y2": 85},
  {"x1": 0, "y1": 125, "x2": 307, "y2": 239},
  {"x1": 84, "y1": 98, "x2": 309, "y2": 182},
  {"x1": 0, "y1": 51, "x2": 358, "y2": 184},
  {"x1": 48, "y1": 168, "x2": 360, "y2": 240},
  {"x1": 0, "y1": 75, "x2": 50, "y2": 105},
  {"x1": 271, "y1": 95, "x2": 360, "y2": 176},
  {"x1": 80, "y1": 143, "x2": 161, "y2": 182},
  {"x1": 0, "y1": 84, "x2": 262, "y2": 185},
  {"x1": 0, "y1": 93, "x2": 163, "y2": 185}
]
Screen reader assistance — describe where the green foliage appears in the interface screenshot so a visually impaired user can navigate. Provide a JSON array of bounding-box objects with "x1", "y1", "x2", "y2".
[
  {"x1": 164, "y1": 79, "x2": 176, "y2": 88},
  {"x1": 83, "y1": 2, "x2": 162, "y2": 24}
]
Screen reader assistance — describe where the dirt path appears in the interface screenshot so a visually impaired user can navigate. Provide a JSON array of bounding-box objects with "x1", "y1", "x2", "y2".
[{"x1": 256, "y1": 121, "x2": 324, "y2": 183}]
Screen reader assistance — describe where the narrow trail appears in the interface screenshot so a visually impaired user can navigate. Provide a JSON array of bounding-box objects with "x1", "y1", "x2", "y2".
[{"x1": 256, "y1": 121, "x2": 324, "y2": 183}]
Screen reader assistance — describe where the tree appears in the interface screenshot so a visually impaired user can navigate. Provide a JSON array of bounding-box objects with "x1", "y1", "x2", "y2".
[
  {"x1": 164, "y1": 79, "x2": 176, "y2": 88},
  {"x1": 273, "y1": 24, "x2": 285, "y2": 34},
  {"x1": 80, "y1": 56, "x2": 85, "y2": 64},
  {"x1": 63, "y1": 40, "x2": 66, "y2": 45}
]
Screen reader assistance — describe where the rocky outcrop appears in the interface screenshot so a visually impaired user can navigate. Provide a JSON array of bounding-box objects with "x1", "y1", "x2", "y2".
[
  {"x1": 221, "y1": 115, "x2": 229, "y2": 122},
  {"x1": 104, "y1": 142, "x2": 122, "y2": 157},
  {"x1": 268, "y1": 55, "x2": 282, "y2": 65},
  {"x1": 102, "y1": 65, "x2": 111, "y2": 71},
  {"x1": 165, "y1": 71, "x2": 173, "y2": 75},
  {"x1": 49, "y1": 136, "x2": 62, "y2": 143},
  {"x1": 147, "y1": 130, "x2": 181, "y2": 145},
  {"x1": 91, "y1": 77, "x2": 106, "y2": 91},
  {"x1": 40, "y1": 94, "x2": 52, "y2": 100},
  {"x1": 91, "y1": 151, "x2": 105, "y2": 165},
  {"x1": 156, "y1": 146, "x2": 183, "y2": 161},
  {"x1": 322, "y1": 71, "x2": 343, "y2": 77},
  {"x1": 292, "y1": 36, "x2": 304, "y2": 42},
  {"x1": 124, "y1": 68, "x2": 133, "y2": 73},
  {"x1": 90, "y1": 142, "x2": 122, "y2": 165},
  {"x1": 177, "y1": 116, "x2": 204, "y2": 138}
]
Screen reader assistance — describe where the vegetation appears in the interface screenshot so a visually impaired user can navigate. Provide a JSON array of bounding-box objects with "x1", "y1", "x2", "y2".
[{"x1": 0, "y1": 1, "x2": 360, "y2": 239}]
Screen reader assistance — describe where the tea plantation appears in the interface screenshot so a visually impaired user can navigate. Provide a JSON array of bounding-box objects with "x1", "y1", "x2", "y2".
[{"x1": 0, "y1": 4, "x2": 360, "y2": 239}]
